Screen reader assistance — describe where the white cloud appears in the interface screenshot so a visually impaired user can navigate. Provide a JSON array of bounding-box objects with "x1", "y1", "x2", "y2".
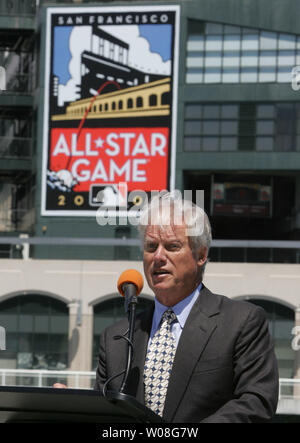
[{"x1": 99, "y1": 25, "x2": 171, "y2": 75}]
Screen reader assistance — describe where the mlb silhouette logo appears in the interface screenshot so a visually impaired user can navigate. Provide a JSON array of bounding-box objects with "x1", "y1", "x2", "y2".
[
  {"x1": 90, "y1": 183, "x2": 127, "y2": 208},
  {"x1": 0, "y1": 67, "x2": 6, "y2": 91}
]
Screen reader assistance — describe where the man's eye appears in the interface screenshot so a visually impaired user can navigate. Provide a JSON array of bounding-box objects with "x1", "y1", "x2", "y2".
[
  {"x1": 167, "y1": 243, "x2": 181, "y2": 251},
  {"x1": 145, "y1": 243, "x2": 157, "y2": 252}
]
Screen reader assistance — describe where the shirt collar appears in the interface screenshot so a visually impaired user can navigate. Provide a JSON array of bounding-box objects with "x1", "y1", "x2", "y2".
[{"x1": 153, "y1": 283, "x2": 202, "y2": 331}]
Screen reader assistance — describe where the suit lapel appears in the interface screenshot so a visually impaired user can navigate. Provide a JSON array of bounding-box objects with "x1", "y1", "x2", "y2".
[{"x1": 163, "y1": 286, "x2": 221, "y2": 422}]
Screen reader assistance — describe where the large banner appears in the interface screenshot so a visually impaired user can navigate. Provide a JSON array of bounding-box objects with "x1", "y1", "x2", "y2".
[{"x1": 41, "y1": 5, "x2": 180, "y2": 216}]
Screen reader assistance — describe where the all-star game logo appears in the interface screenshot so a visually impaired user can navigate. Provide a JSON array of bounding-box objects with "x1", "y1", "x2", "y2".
[{"x1": 41, "y1": 5, "x2": 180, "y2": 216}]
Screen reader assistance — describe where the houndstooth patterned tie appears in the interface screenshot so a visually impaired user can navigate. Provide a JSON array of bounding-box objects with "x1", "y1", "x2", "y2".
[{"x1": 143, "y1": 309, "x2": 177, "y2": 416}]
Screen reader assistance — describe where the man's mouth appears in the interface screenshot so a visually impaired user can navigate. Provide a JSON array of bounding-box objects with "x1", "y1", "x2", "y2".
[{"x1": 153, "y1": 270, "x2": 171, "y2": 276}]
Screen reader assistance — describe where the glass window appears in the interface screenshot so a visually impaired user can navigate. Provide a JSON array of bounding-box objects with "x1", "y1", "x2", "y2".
[
  {"x1": 224, "y1": 25, "x2": 241, "y2": 35},
  {"x1": 184, "y1": 137, "x2": 202, "y2": 151},
  {"x1": 204, "y1": 68, "x2": 221, "y2": 83},
  {"x1": 220, "y1": 137, "x2": 238, "y2": 151},
  {"x1": 92, "y1": 296, "x2": 153, "y2": 370},
  {"x1": 186, "y1": 52, "x2": 204, "y2": 68},
  {"x1": 221, "y1": 105, "x2": 238, "y2": 119},
  {"x1": 259, "y1": 50, "x2": 277, "y2": 67},
  {"x1": 241, "y1": 51, "x2": 259, "y2": 67},
  {"x1": 223, "y1": 52, "x2": 240, "y2": 67},
  {"x1": 247, "y1": 299, "x2": 294, "y2": 378},
  {"x1": 241, "y1": 34, "x2": 259, "y2": 50},
  {"x1": 185, "y1": 104, "x2": 202, "y2": 119},
  {"x1": 205, "y1": 23, "x2": 223, "y2": 34},
  {"x1": 185, "y1": 121, "x2": 202, "y2": 135},
  {"x1": 185, "y1": 120, "x2": 201, "y2": 136},
  {"x1": 256, "y1": 120, "x2": 275, "y2": 135},
  {"x1": 220, "y1": 121, "x2": 238, "y2": 135},
  {"x1": 187, "y1": 36, "x2": 205, "y2": 51},
  {"x1": 202, "y1": 137, "x2": 219, "y2": 151},
  {"x1": 256, "y1": 137, "x2": 274, "y2": 151},
  {"x1": 203, "y1": 105, "x2": 219, "y2": 118},
  {"x1": 259, "y1": 67, "x2": 276, "y2": 82},
  {"x1": 205, "y1": 53, "x2": 222, "y2": 67},
  {"x1": 277, "y1": 50, "x2": 295, "y2": 66},
  {"x1": 222, "y1": 68, "x2": 239, "y2": 83},
  {"x1": 187, "y1": 20, "x2": 300, "y2": 85},
  {"x1": 203, "y1": 121, "x2": 219, "y2": 135},
  {"x1": 278, "y1": 34, "x2": 296, "y2": 49},
  {"x1": 257, "y1": 105, "x2": 275, "y2": 118},
  {"x1": 205, "y1": 36, "x2": 222, "y2": 51},
  {"x1": 223, "y1": 35, "x2": 241, "y2": 51},
  {"x1": 240, "y1": 67, "x2": 258, "y2": 82},
  {"x1": 260, "y1": 31, "x2": 277, "y2": 50},
  {"x1": 0, "y1": 295, "x2": 68, "y2": 370},
  {"x1": 186, "y1": 69, "x2": 203, "y2": 83}
]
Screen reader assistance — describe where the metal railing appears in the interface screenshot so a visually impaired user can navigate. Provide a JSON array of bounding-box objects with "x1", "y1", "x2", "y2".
[
  {"x1": 0, "y1": 369, "x2": 96, "y2": 390},
  {"x1": 0, "y1": 370, "x2": 296, "y2": 396}
]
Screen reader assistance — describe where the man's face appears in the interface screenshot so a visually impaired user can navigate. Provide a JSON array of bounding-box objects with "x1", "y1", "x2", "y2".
[{"x1": 143, "y1": 223, "x2": 206, "y2": 306}]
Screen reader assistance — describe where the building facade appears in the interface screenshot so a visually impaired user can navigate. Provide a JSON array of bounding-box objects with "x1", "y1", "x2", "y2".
[{"x1": 0, "y1": 0, "x2": 300, "y2": 415}]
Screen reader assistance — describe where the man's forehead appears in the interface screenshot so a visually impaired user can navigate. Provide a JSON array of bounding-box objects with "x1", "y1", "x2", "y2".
[{"x1": 144, "y1": 224, "x2": 187, "y2": 240}]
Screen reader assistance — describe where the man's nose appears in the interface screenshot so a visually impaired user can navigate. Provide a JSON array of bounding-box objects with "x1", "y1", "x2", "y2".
[{"x1": 153, "y1": 245, "x2": 167, "y2": 262}]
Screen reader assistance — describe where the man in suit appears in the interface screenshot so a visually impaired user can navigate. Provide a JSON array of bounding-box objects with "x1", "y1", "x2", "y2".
[{"x1": 94, "y1": 192, "x2": 279, "y2": 423}]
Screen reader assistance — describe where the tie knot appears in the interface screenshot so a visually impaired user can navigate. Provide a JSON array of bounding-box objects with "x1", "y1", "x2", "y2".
[{"x1": 162, "y1": 309, "x2": 177, "y2": 325}]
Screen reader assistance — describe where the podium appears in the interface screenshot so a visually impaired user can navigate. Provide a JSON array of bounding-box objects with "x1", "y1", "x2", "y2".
[{"x1": 0, "y1": 386, "x2": 162, "y2": 423}]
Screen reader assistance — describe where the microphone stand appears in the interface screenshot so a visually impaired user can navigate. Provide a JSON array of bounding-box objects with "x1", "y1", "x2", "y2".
[
  {"x1": 105, "y1": 283, "x2": 138, "y2": 402},
  {"x1": 120, "y1": 283, "x2": 137, "y2": 394},
  {"x1": 104, "y1": 284, "x2": 162, "y2": 422}
]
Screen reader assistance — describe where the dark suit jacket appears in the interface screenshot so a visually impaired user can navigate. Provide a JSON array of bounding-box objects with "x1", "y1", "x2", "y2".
[{"x1": 94, "y1": 286, "x2": 279, "y2": 423}]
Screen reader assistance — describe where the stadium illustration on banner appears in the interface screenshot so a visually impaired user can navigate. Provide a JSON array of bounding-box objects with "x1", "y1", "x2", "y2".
[{"x1": 41, "y1": 5, "x2": 180, "y2": 216}]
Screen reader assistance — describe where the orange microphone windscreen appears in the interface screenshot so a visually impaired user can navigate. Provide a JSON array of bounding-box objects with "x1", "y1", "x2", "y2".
[{"x1": 117, "y1": 269, "x2": 144, "y2": 297}]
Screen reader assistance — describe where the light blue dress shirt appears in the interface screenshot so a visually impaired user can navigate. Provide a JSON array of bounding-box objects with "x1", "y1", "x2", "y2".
[{"x1": 148, "y1": 283, "x2": 202, "y2": 348}]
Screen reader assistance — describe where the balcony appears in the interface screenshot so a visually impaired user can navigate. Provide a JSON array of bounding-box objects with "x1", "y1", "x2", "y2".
[
  {"x1": 0, "y1": 208, "x2": 35, "y2": 234},
  {"x1": 0, "y1": 0, "x2": 36, "y2": 17},
  {"x1": 0, "y1": 136, "x2": 32, "y2": 159}
]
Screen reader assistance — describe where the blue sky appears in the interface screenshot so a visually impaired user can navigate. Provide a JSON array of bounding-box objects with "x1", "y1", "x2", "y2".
[
  {"x1": 139, "y1": 24, "x2": 172, "y2": 62},
  {"x1": 53, "y1": 27, "x2": 72, "y2": 85}
]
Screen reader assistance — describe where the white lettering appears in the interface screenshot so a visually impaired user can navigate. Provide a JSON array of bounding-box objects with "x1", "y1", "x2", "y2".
[
  {"x1": 105, "y1": 133, "x2": 120, "y2": 156},
  {"x1": 71, "y1": 134, "x2": 84, "y2": 156},
  {"x1": 151, "y1": 133, "x2": 166, "y2": 156},
  {"x1": 120, "y1": 133, "x2": 135, "y2": 156},
  {"x1": 131, "y1": 134, "x2": 150, "y2": 156},
  {"x1": 53, "y1": 134, "x2": 70, "y2": 156},
  {"x1": 86, "y1": 133, "x2": 98, "y2": 156},
  {"x1": 72, "y1": 159, "x2": 90, "y2": 181},
  {"x1": 91, "y1": 159, "x2": 108, "y2": 181},
  {"x1": 132, "y1": 159, "x2": 147, "y2": 181},
  {"x1": 109, "y1": 159, "x2": 130, "y2": 181}
]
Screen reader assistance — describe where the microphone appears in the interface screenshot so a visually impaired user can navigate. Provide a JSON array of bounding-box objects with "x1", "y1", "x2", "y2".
[
  {"x1": 117, "y1": 269, "x2": 143, "y2": 312},
  {"x1": 109, "y1": 270, "x2": 144, "y2": 396},
  {"x1": 0, "y1": 326, "x2": 6, "y2": 350}
]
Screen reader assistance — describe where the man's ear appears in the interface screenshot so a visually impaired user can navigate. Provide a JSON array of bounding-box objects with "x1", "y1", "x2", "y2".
[{"x1": 197, "y1": 246, "x2": 208, "y2": 267}]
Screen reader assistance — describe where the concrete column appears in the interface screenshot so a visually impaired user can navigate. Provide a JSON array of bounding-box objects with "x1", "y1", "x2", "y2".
[{"x1": 67, "y1": 301, "x2": 94, "y2": 388}]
